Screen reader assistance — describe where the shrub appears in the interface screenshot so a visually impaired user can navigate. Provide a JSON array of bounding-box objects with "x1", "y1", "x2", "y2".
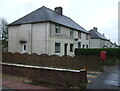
[{"x1": 75, "y1": 48, "x2": 120, "y2": 58}]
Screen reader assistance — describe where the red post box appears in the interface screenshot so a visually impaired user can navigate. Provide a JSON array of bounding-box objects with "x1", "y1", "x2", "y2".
[{"x1": 100, "y1": 51, "x2": 106, "y2": 60}]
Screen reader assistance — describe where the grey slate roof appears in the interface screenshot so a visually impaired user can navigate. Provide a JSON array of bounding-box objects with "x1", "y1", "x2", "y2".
[
  {"x1": 89, "y1": 30, "x2": 108, "y2": 40},
  {"x1": 9, "y1": 6, "x2": 88, "y2": 33}
]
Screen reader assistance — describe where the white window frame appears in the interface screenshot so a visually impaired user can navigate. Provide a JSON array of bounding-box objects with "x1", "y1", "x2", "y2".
[
  {"x1": 55, "y1": 25, "x2": 61, "y2": 34},
  {"x1": 70, "y1": 29, "x2": 74, "y2": 37},
  {"x1": 86, "y1": 34, "x2": 89, "y2": 40},
  {"x1": 55, "y1": 43, "x2": 60, "y2": 53},
  {"x1": 78, "y1": 31, "x2": 81, "y2": 39}
]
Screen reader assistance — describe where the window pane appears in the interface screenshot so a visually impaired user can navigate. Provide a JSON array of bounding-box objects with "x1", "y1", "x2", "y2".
[
  {"x1": 70, "y1": 30, "x2": 74, "y2": 37},
  {"x1": 78, "y1": 42, "x2": 81, "y2": 48},
  {"x1": 24, "y1": 45, "x2": 26, "y2": 50},
  {"x1": 83, "y1": 44, "x2": 85, "y2": 49},
  {"x1": 86, "y1": 45, "x2": 88, "y2": 48},
  {"x1": 70, "y1": 44, "x2": 74, "y2": 52},
  {"x1": 55, "y1": 25, "x2": 60, "y2": 34},
  {"x1": 86, "y1": 34, "x2": 89, "y2": 40},
  {"x1": 55, "y1": 43, "x2": 60, "y2": 53},
  {"x1": 78, "y1": 31, "x2": 81, "y2": 38}
]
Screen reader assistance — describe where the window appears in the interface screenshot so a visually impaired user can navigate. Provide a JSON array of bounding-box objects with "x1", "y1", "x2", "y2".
[
  {"x1": 55, "y1": 25, "x2": 60, "y2": 34},
  {"x1": 70, "y1": 29, "x2": 74, "y2": 37},
  {"x1": 78, "y1": 31, "x2": 81, "y2": 39},
  {"x1": 86, "y1": 34, "x2": 89, "y2": 40},
  {"x1": 86, "y1": 45, "x2": 88, "y2": 48},
  {"x1": 83, "y1": 44, "x2": 85, "y2": 49},
  {"x1": 70, "y1": 44, "x2": 74, "y2": 52},
  {"x1": 55, "y1": 43, "x2": 60, "y2": 53},
  {"x1": 78, "y1": 42, "x2": 81, "y2": 48}
]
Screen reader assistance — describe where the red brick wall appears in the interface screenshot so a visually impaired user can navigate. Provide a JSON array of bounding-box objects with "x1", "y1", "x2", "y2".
[{"x1": 2, "y1": 64, "x2": 87, "y2": 89}]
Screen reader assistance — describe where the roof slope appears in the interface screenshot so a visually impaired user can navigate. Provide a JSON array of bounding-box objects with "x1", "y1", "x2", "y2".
[
  {"x1": 89, "y1": 30, "x2": 108, "y2": 40},
  {"x1": 9, "y1": 6, "x2": 88, "y2": 33}
]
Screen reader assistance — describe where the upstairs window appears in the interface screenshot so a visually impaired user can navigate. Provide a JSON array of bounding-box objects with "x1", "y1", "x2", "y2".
[
  {"x1": 70, "y1": 29, "x2": 74, "y2": 37},
  {"x1": 78, "y1": 31, "x2": 81, "y2": 39},
  {"x1": 70, "y1": 44, "x2": 74, "y2": 52},
  {"x1": 83, "y1": 44, "x2": 85, "y2": 49},
  {"x1": 55, "y1": 25, "x2": 60, "y2": 34},
  {"x1": 86, "y1": 34, "x2": 89, "y2": 40}
]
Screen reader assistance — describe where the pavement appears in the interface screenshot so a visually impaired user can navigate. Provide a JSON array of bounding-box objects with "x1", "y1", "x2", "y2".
[
  {"x1": 87, "y1": 64, "x2": 119, "y2": 90},
  {"x1": 1, "y1": 78, "x2": 57, "y2": 91}
]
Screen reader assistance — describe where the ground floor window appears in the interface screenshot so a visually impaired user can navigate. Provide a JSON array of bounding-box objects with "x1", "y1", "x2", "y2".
[
  {"x1": 83, "y1": 44, "x2": 85, "y2": 49},
  {"x1": 70, "y1": 44, "x2": 74, "y2": 52},
  {"x1": 86, "y1": 45, "x2": 88, "y2": 48},
  {"x1": 55, "y1": 43, "x2": 60, "y2": 53},
  {"x1": 78, "y1": 42, "x2": 81, "y2": 48}
]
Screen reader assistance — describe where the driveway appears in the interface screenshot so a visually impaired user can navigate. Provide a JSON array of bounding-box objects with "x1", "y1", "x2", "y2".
[{"x1": 87, "y1": 64, "x2": 119, "y2": 90}]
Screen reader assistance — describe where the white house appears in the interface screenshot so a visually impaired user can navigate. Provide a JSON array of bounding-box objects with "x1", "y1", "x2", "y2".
[
  {"x1": 89, "y1": 27, "x2": 115, "y2": 48},
  {"x1": 8, "y1": 6, "x2": 90, "y2": 56},
  {"x1": 0, "y1": 37, "x2": 2, "y2": 47}
]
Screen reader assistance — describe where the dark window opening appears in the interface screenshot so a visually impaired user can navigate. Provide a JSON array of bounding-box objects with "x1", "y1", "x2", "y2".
[
  {"x1": 78, "y1": 42, "x2": 81, "y2": 48},
  {"x1": 55, "y1": 43, "x2": 60, "y2": 53},
  {"x1": 55, "y1": 25, "x2": 60, "y2": 34},
  {"x1": 70, "y1": 44, "x2": 74, "y2": 52}
]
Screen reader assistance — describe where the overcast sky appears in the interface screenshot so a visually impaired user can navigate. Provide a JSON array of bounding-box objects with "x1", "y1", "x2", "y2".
[{"x1": 0, "y1": 0, "x2": 119, "y2": 44}]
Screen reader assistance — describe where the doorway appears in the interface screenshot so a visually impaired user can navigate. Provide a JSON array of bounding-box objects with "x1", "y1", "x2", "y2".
[
  {"x1": 22, "y1": 43, "x2": 27, "y2": 53},
  {"x1": 64, "y1": 44, "x2": 67, "y2": 55}
]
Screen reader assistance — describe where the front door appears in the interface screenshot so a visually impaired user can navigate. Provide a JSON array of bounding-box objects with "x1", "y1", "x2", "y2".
[
  {"x1": 64, "y1": 44, "x2": 67, "y2": 55},
  {"x1": 22, "y1": 43, "x2": 27, "y2": 53}
]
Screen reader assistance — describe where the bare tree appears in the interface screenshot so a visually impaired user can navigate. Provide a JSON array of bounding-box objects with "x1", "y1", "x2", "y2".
[{"x1": 0, "y1": 18, "x2": 8, "y2": 47}]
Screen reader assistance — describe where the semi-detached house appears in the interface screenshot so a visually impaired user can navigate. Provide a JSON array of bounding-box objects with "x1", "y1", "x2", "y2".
[
  {"x1": 8, "y1": 6, "x2": 90, "y2": 56},
  {"x1": 89, "y1": 27, "x2": 115, "y2": 48}
]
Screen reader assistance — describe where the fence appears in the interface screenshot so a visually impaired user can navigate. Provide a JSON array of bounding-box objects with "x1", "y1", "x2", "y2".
[
  {"x1": 2, "y1": 52, "x2": 101, "y2": 71},
  {"x1": 1, "y1": 62, "x2": 87, "y2": 89}
]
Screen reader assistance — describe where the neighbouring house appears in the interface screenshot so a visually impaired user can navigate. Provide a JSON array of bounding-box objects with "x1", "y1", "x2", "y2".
[
  {"x1": 113, "y1": 42, "x2": 119, "y2": 48},
  {"x1": 89, "y1": 27, "x2": 111, "y2": 48},
  {"x1": 0, "y1": 37, "x2": 2, "y2": 47},
  {"x1": 107, "y1": 40, "x2": 117, "y2": 48},
  {"x1": 0, "y1": 26, "x2": 2, "y2": 47},
  {"x1": 8, "y1": 6, "x2": 90, "y2": 56}
]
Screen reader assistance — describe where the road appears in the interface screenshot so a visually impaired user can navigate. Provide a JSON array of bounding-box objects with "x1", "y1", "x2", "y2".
[{"x1": 87, "y1": 64, "x2": 119, "y2": 90}]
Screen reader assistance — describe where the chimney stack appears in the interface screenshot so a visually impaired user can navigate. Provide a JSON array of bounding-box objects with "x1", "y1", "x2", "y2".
[
  {"x1": 93, "y1": 27, "x2": 97, "y2": 32},
  {"x1": 54, "y1": 7, "x2": 63, "y2": 15},
  {"x1": 103, "y1": 33, "x2": 105, "y2": 36}
]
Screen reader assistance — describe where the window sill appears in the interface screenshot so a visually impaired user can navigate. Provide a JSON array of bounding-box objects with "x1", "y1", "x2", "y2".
[
  {"x1": 55, "y1": 52, "x2": 60, "y2": 53},
  {"x1": 70, "y1": 36, "x2": 74, "y2": 38},
  {"x1": 55, "y1": 33, "x2": 61, "y2": 35}
]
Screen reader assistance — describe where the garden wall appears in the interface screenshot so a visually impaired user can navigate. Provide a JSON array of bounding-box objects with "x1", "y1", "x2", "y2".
[{"x1": 1, "y1": 62, "x2": 87, "y2": 89}]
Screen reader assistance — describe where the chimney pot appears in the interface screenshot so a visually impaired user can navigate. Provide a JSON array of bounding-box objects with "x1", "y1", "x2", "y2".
[
  {"x1": 54, "y1": 7, "x2": 63, "y2": 15},
  {"x1": 103, "y1": 33, "x2": 105, "y2": 36},
  {"x1": 93, "y1": 27, "x2": 97, "y2": 32}
]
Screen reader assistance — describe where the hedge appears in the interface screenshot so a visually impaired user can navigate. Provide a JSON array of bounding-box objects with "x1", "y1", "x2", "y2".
[{"x1": 75, "y1": 48, "x2": 120, "y2": 59}]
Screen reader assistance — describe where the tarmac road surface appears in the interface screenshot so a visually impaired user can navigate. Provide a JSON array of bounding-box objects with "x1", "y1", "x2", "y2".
[{"x1": 87, "y1": 65, "x2": 119, "y2": 90}]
